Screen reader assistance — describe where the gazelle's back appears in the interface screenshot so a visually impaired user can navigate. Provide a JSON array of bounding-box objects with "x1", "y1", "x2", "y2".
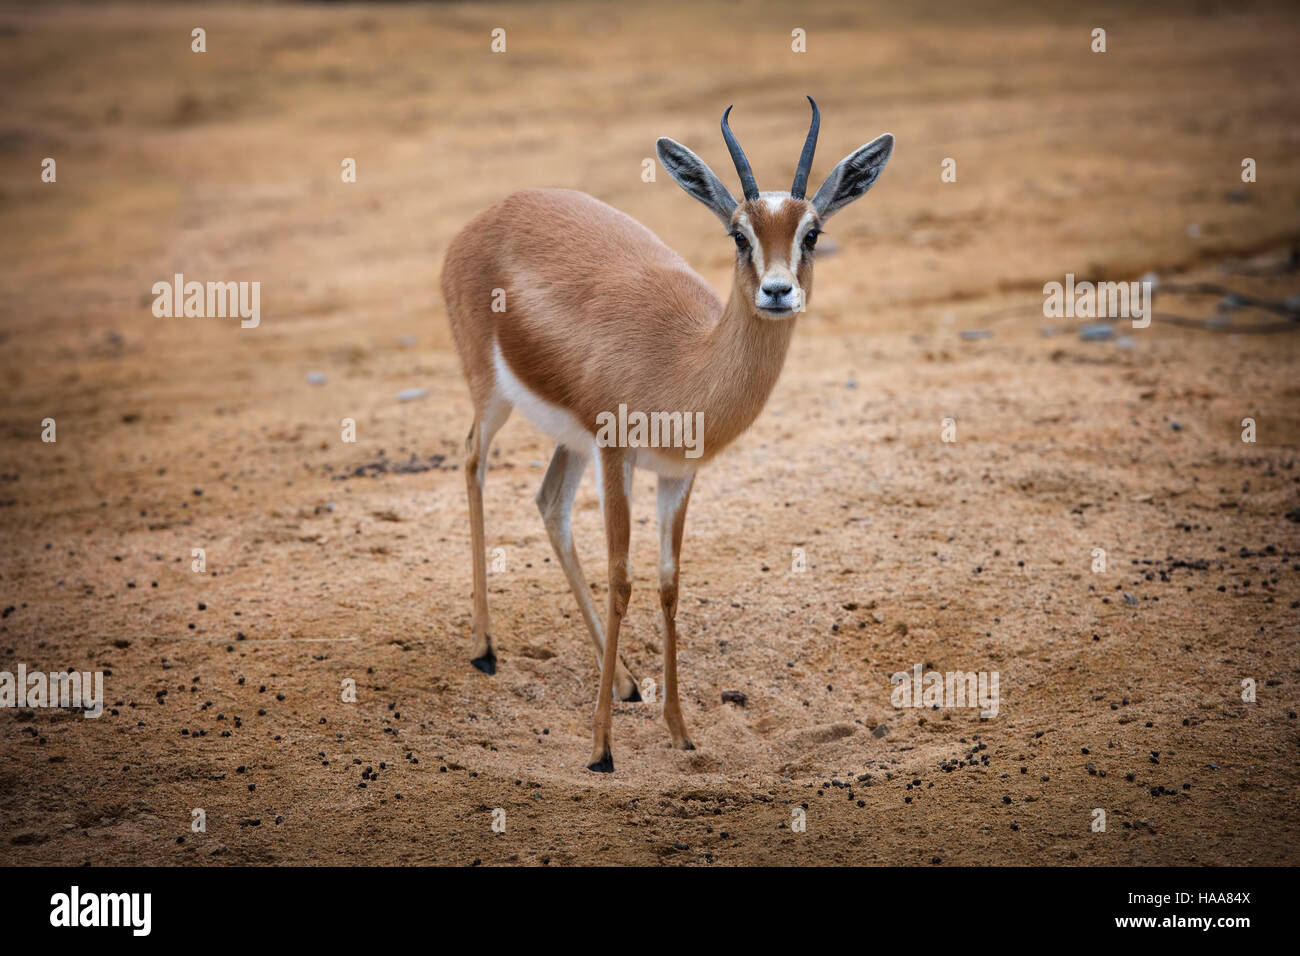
[{"x1": 441, "y1": 189, "x2": 720, "y2": 407}]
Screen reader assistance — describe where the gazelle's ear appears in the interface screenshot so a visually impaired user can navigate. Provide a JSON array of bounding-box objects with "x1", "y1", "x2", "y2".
[
  {"x1": 810, "y1": 133, "x2": 894, "y2": 220},
  {"x1": 656, "y1": 137, "x2": 738, "y2": 227}
]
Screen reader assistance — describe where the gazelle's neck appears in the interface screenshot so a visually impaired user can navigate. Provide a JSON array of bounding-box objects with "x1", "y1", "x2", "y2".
[{"x1": 687, "y1": 277, "x2": 798, "y2": 459}]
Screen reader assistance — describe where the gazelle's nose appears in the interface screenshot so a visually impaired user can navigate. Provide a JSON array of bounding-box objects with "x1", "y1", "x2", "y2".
[{"x1": 761, "y1": 278, "x2": 793, "y2": 298}]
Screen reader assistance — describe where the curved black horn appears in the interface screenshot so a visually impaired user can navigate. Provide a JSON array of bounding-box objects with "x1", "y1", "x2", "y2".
[
  {"x1": 721, "y1": 105, "x2": 760, "y2": 201},
  {"x1": 790, "y1": 95, "x2": 820, "y2": 199}
]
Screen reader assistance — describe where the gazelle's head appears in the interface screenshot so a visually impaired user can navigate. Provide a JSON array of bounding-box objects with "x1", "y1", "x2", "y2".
[{"x1": 657, "y1": 98, "x2": 893, "y2": 320}]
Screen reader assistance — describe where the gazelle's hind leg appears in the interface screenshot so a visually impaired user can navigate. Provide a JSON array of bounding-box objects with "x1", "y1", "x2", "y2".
[
  {"x1": 464, "y1": 395, "x2": 511, "y2": 674},
  {"x1": 657, "y1": 473, "x2": 695, "y2": 749},
  {"x1": 535, "y1": 445, "x2": 641, "y2": 702},
  {"x1": 589, "y1": 446, "x2": 634, "y2": 772}
]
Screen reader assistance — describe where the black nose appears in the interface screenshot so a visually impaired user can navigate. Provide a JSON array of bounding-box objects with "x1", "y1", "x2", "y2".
[{"x1": 762, "y1": 279, "x2": 793, "y2": 297}]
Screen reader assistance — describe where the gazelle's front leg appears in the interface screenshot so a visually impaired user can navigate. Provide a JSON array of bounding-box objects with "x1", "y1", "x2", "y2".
[
  {"x1": 657, "y1": 473, "x2": 695, "y2": 750},
  {"x1": 589, "y1": 447, "x2": 633, "y2": 772},
  {"x1": 535, "y1": 445, "x2": 641, "y2": 701}
]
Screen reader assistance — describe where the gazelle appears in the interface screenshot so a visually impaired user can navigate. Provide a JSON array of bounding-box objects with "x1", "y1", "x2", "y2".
[{"x1": 441, "y1": 98, "x2": 893, "y2": 772}]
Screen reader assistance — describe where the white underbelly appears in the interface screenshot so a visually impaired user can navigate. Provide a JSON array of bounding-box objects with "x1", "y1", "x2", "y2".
[
  {"x1": 491, "y1": 342, "x2": 699, "y2": 477},
  {"x1": 492, "y1": 342, "x2": 592, "y2": 450}
]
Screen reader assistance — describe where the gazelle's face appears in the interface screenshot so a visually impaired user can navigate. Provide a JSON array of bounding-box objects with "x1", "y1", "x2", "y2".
[
  {"x1": 730, "y1": 193, "x2": 820, "y2": 320},
  {"x1": 657, "y1": 98, "x2": 893, "y2": 320}
]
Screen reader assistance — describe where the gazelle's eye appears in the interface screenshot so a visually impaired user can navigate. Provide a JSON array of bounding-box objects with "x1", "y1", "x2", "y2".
[
  {"x1": 803, "y1": 229, "x2": 819, "y2": 249},
  {"x1": 732, "y1": 232, "x2": 749, "y2": 252}
]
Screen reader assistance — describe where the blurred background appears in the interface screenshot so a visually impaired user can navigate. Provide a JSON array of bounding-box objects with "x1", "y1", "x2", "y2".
[{"x1": 0, "y1": 1, "x2": 1297, "y2": 865}]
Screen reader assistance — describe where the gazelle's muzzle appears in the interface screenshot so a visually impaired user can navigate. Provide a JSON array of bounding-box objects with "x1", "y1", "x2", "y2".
[{"x1": 756, "y1": 267, "x2": 801, "y2": 316}]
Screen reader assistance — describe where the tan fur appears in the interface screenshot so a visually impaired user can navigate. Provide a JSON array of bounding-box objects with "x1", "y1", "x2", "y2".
[
  {"x1": 441, "y1": 186, "x2": 821, "y2": 770},
  {"x1": 442, "y1": 189, "x2": 813, "y2": 468}
]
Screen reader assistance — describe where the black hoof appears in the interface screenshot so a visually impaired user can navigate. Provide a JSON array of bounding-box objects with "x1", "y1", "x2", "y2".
[
  {"x1": 680, "y1": 741, "x2": 696, "y2": 751},
  {"x1": 621, "y1": 683, "x2": 643, "y2": 703},
  {"x1": 587, "y1": 753, "x2": 614, "y2": 773},
  {"x1": 470, "y1": 650, "x2": 497, "y2": 675}
]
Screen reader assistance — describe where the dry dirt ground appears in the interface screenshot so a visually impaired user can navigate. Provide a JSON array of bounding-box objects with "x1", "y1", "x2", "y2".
[{"x1": 1, "y1": 1, "x2": 1299, "y2": 866}]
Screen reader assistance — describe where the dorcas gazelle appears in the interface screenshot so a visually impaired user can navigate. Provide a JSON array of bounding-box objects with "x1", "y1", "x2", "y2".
[{"x1": 442, "y1": 98, "x2": 893, "y2": 771}]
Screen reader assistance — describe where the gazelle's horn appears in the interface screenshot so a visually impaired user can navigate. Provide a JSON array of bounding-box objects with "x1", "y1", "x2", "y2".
[
  {"x1": 790, "y1": 95, "x2": 820, "y2": 199},
  {"x1": 721, "y1": 105, "x2": 760, "y2": 201}
]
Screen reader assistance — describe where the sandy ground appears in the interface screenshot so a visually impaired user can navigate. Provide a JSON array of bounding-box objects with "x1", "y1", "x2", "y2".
[{"x1": 1, "y1": 1, "x2": 1298, "y2": 866}]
